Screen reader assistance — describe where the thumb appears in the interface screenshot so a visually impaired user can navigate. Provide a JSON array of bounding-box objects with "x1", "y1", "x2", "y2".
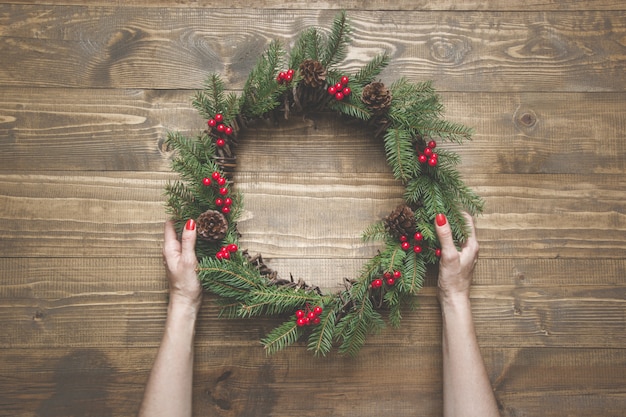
[
  {"x1": 434, "y1": 213, "x2": 456, "y2": 256},
  {"x1": 180, "y1": 219, "x2": 198, "y2": 263}
]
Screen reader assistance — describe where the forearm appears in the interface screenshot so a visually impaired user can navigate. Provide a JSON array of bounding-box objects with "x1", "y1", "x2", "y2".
[
  {"x1": 138, "y1": 299, "x2": 200, "y2": 417},
  {"x1": 441, "y1": 295, "x2": 499, "y2": 417}
]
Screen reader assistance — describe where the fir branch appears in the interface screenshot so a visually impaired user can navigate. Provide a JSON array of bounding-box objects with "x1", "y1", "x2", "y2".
[
  {"x1": 329, "y1": 96, "x2": 371, "y2": 120},
  {"x1": 240, "y1": 40, "x2": 287, "y2": 119},
  {"x1": 361, "y1": 220, "x2": 388, "y2": 242},
  {"x1": 337, "y1": 297, "x2": 385, "y2": 356},
  {"x1": 262, "y1": 320, "x2": 304, "y2": 355},
  {"x1": 192, "y1": 73, "x2": 226, "y2": 120},
  {"x1": 198, "y1": 257, "x2": 265, "y2": 300},
  {"x1": 400, "y1": 252, "x2": 426, "y2": 295},
  {"x1": 353, "y1": 52, "x2": 390, "y2": 85},
  {"x1": 383, "y1": 128, "x2": 419, "y2": 182},
  {"x1": 321, "y1": 10, "x2": 351, "y2": 68},
  {"x1": 239, "y1": 287, "x2": 322, "y2": 318},
  {"x1": 307, "y1": 308, "x2": 337, "y2": 356}
]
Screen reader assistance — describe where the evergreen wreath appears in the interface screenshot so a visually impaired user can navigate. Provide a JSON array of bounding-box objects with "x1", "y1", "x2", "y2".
[{"x1": 165, "y1": 12, "x2": 483, "y2": 356}]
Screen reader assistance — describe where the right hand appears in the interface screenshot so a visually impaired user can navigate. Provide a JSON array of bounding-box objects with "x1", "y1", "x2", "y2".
[{"x1": 434, "y1": 212, "x2": 479, "y2": 303}]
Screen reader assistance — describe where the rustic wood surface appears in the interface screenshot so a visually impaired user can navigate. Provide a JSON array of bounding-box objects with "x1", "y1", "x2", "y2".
[{"x1": 1, "y1": 1, "x2": 625, "y2": 416}]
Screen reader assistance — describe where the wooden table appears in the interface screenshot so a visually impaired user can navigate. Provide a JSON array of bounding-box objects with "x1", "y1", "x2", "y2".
[{"x1": 1, "y1": 2, "x2": 625, "y2": 416}]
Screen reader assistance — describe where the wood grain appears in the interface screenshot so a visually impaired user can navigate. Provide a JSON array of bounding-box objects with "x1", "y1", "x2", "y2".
[
  {"x1": 2, "y1": 89, "x2": 624, "y2": 174},
  {"x1": 1, "y1": 7, "x2": 625, "y2": 91},
  {"x1": 1, "y1": 1, "x2": 626, "y2": 416}
]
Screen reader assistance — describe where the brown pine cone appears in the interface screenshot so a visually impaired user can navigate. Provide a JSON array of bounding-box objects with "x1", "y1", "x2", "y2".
[
  {"x1": 384, "y1": 204, "x2": 416, "y2": 238},
  {"x1": 196, "y1": 209, "x2": 228, "y2": 241},
  {"x1": 362, "y1": 82, "x2": 392, "y2": 113},
  {"x1": 299, "y1": 59, "x2": 327, "y2": 88}
]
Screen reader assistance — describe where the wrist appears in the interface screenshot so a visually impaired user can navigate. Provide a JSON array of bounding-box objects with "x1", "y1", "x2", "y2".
[
  {"x1": 168, "y1": 293, "x2": 202, "y2": 318},
  {"x1": 438, "y1": 290, "x2": 471, "y2": 311}
]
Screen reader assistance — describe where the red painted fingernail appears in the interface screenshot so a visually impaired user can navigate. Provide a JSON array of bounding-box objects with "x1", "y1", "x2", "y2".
[
  {"x1": 185, "y1": 219, "x2": 196, "y2": 230},
  {"x1": 435, "y1": 213, "x2": 447, "y2": 226}
]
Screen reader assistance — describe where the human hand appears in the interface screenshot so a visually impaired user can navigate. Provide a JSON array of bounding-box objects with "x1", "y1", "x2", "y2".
[
  {"x1": 162, "y1": 219, "x2": 203, "y2": 310},
  {"x1": 434, "y1": 212, "x2": 479, "y2": 303}
]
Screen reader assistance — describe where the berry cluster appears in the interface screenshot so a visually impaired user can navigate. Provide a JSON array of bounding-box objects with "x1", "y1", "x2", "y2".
[
  {"x1": 417, "y1": 140, "x2": 439, "y2": 167},
  {"x1": 371, "y1": 270, "x2": 402, "y2": 288},
  {"x1": 295, "y1": 305, "x2": 323, "y2": 327},
  {"x1": 399, "y1": 232, "x2": 441, "y2": 257},
  {"x1": 207, "y1": 113, "x2": 234, "y2": 148},
  {"x1": 216, "y1": 243, "x2": 238, "y2": 260},
  {"x1": 201, "y1": 171, "x2": 233, "y2": 215},
  {"x1": 327, "y1": 75, "x2": 351, "y2": 101},
  {"x1": 276, "y1": 68, "x2": 295, "y2": 84}
]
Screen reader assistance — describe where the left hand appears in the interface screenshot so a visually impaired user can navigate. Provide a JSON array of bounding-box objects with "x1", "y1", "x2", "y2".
[{"x1": 162, "y1": 219, "x2": 203, "y2": 309}]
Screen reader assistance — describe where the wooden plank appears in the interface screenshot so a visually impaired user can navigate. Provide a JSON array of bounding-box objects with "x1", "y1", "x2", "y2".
[
  {"x1": 4, "y1": 0, "x2": 625, "y2": 11},
  {"x1": 0, "y1": 346, "x2": 624, "y2": 416},
  {"x1": 1, "y1": 89, "x2": 624, "y2": 174},
  {"x1": 1, "y1": 7, "x2": 625, "y2": 91},
  {"x1": 1, "y1": 263, "x2": 625, "y2": 349},
  {"x1": 1, "y1": 172, "x2": 625, "y2": 260}
]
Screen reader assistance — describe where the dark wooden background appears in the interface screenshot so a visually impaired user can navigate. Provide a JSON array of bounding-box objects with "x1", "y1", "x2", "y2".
[{"x1": 1, "y1": 1, "x2": 625, "y2": 416}]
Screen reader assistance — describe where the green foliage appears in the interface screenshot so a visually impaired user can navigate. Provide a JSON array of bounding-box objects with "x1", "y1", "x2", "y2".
[
  {"x1": 164, "y1": 11, "x2": 484, "y2": 357},
  {"x1": 353, "y1": 52, "x2": 390, "y2": 85},
  {"x1": 240, "y1": 40, "x2": 288, "y2": 119}
]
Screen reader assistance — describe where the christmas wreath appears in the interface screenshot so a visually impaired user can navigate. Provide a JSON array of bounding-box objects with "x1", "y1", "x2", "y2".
[{"x1": 165, "y1": 12, "x2": 483, "y2": 356}]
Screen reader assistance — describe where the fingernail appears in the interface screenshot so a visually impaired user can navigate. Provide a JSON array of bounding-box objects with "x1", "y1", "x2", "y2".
[
  {"x1": 185, "y1": 219, "x2": 196, "y2": 231},
  {"x1": 435, "y1": 213, "x2": 447, "y2": 226}
]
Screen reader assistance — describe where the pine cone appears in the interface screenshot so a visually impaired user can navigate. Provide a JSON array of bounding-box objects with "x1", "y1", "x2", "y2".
[
  {"x1": 299, "y1": 59, "x2": 327, "y2": 88},
  {"x1": 197, "y1": 209, "x2": 228, "y2": 241},
  {"x1": 384, "y1": 204, "x2": 416, "y2": 238},
  {"x1": 361, "y1": 82, "x2": 392, "y2": 113}
]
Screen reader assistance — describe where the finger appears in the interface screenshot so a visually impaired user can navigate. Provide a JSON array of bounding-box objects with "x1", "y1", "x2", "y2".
[
  {"x1": 163, "y1": 220, "x2": 181, "y2": 260},
  {"x1": 461, "y1": 211, "x2": 477, "y2": 242},
  {"x1": 434, "y1": 213, "x2": 457, "y2": 256},
  {"x1": 180, "y1": 218, "x2": 198, "y2": 263}
]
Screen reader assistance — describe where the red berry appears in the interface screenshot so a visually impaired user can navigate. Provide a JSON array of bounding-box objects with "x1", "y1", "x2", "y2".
[
  {"x1": 278, "y1": 71, "x2": 286, "y2": 80},
  {"x1": 400, "y1": 235, "x2": 408, "y2": 242},
  {"x1": 202, "y1": 177, "x2": 211, "y2": 186},
  {"x1": 307, "y1": 311, "x2": 316, "y2": 320},
  {"x1": 215, "y1": 198, "x2": 223, "y2": 206},
  {"x1": 383, "y1": 272, "x2": 392, "y2": 280},
  {"x1": 414, "y1": 232, "x2": 423, "y2": 241},
  {"x1": 423, "y1": 147, "x2": 433, "y2": 157},
  {"x1": 217, "y1": 124, "x2": 226, "y2": 132},
  {"x1": 432, "y1": 152, "x2": 438, "y2": 159},
  {"x1": 428, "y1": 158, "x2": 438, "y2": 167},
  {"x1": 227, "y1": 244, "x2": 238, "y2": 252},
  {"x1": 221, "y1": 250, "x2": 230, "y2": 260},
  {"x1": 335, "y1": 82, "x2": 343, "y2": 90},
  {"x1": 386, "y1": 277, "x2": 395, "y2": 286},
  {"x1": 287, "y1": 69, "x2": 294, "y2": 76},
  {"x1": 215, "y1": 114, "x2": 223, "y2": 123},
  {"x1": 372, "y1": 279, "x2": 383, "y2": 288},
  {"x1": 216, "y1": 138, "x2": 226, "y2": 147},
  {"x1": 435, "y1": 248, "x2": 442, "y2": 257},
  {"x1": 393, "y1": 270, "x2": 402, "y2": 278},
  {"x1": 216, "y1": 251, "x2": 224, "y2": 260},
  {"x1": 413, "y1": 245, "x2": 423, "y2": 253},
  {"x1": 418, "y1": 154, "x2": 428, "y2": 164},
  {"x1": 312, "y1": 317, "x2": 321, "y2": 325},
  {"x1": 285, "y1": 73, "x2": 293, "y2": 82},
  {"x1": 428, "y1": 140, "x2": 437, "y2": 149},
  {"x1": 304, "y1": 317, "x2": 311, "y2": 325},
  {"x1": 224, "y1": 197, "x2": 232, "y2": 206},
  {"x1": 328, "y1": 86, "x2": 336, "y2": 95},
  {"x1": 219, "y1": 187, "x2": 228, "y2": 195},
  {"x1": 224, "y1": 126, "x2": 233, "y2": 136},
  {"x1": 342, "y1": 87, "x2": 351, "y2": 96},
  {"x1": 297, "y1": 317, "x2": 307, "y2": 327},
  {"x1": 296, "y1": 309, "x2": 305, "y2": 319},
  {"x1": 276, "y1": 75, "x2": 283, "y2": 83},
  {"x1": 313, "y1": 306, "x2": 323, "y2": 316},
  {"x1": 340, "y1": 76, "x2": 349, "y2": 85},
  {"x1": 208, "y1": 119, "x2": 216, "y2": 128},
  {"x1": 217, "y1": 177, "x2": 227, "y2": 186},
  {"x1": 222, "y1": 206, "x2": 231, "y2": 214},
  {"x1": 212, "y1": 171, "x2": 221, "y2": 180},
  {"x1": 401, "y1": 241, "x2": 411, "y2": 251},
  {"x1": 335, "y1": 92, "x2": 344, "y2": 101}
]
